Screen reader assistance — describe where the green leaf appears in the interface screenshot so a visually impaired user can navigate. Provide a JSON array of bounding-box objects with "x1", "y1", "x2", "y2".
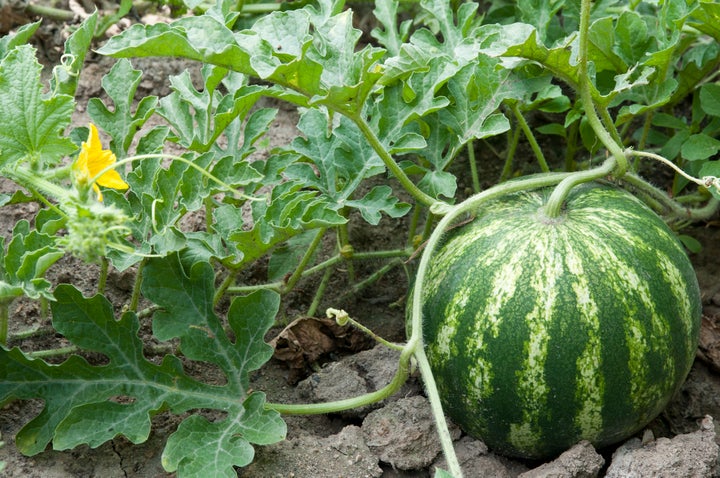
[
  {"x1": 268, "y1": 230, "x2": 319, "y2": 282},
  {"x1": 158, "y1": 66, "x2": 265, "y2": 153},
  {"x1": 0, "y1": 21, "x2": 40, "y2": 59},
  {"x1": 689, "y1": 1, "x2": 720, "y2": 43},
  {"x1": 588, "y1": 17, "x2": 626, "y2": 73},
  {"x1": 371, "y1": 0, "x2": 412, "y2": 56},
  {"x1": 613, "y1": 11, "x2": 651, "y2": 66},
  {"x1": 228, "y1": 184, "x2": 346, "y2": 269},
  {"x1": 417, "y1": 168, "x2": 457, "y2": 200},
  {"x1": 97, "y1": 16, "x2": 273, "y2": 77},
  {"x1": 678, "y1": 234, "x2": 702, "y2": 254},
  {"x1": 418, "y1": 0, "x2": 481, "y2": 52},
  {"x1": 699, "y1": 83, "x2": 720, "y2": 117},
  {"x1": 0, "y1": 269, "x2": 286, "y2": 475},
  {"x1": 670, "y1": 41, "x2": 720, "y2": 106},
  {"x1": 681, "y1": 134, "x2": 720, "y2": 161},
  {"x1": 87, "y1": 58, "x2": 158, "y2": 157},
  {"x1": 345, "y1": 185, "x2": 411, "y2": 225},
  {"x1": 287, "y1": 109, "x2": 385, "y2": 203},
  {"x1": 699, "y1": 161, "x2": 720, "y2": 200},
  {"x1": 614, "y1": 77, "x2": 676, "y2": 125},
  {"x1": 516, "y1": 0, "x2": 564, "y2": 43},
  {"x1": 0, "y1": 220, "x2": 63, "y2": 301},
  {"x1": 438, "y1": 57, "x2": 513, "y2": 145},
  {"x1": 479, "y1": 22, "x2": 641, "y2": 107},
  {"x1": 0, "y1": 45, "x2": 76, "y2": 168},
  {"x1": 213, "y1": 105, "x2": 272, "y2": 169}
]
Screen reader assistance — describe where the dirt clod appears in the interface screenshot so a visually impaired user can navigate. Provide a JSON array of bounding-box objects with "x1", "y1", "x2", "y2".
[
  {"x1": 362, "y1": 395, "x2": 461, "y2": 471},
  {"x1": 519, "y1": 440, "x2": 604, "y2": 478},
  {"x1": 605, "y1": 416, "x2": 719, "y2": 478},
  {"x1": 239, "y1": 425, "x2": 382, "y2": 478},
  {"x1": 432, "y1": 436, "x2": 529, "y2": 478}
]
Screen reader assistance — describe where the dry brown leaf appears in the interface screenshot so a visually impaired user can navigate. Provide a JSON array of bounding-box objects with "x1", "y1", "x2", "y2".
[{"x1": 270, "y1": 316, "x2": 374, "y2": 384}]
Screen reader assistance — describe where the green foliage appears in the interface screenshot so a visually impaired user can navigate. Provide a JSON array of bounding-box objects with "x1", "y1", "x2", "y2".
[
  {"x1": 0, "y1": 0, "x2": 718, "y2": 475},
  {"x1": 0, "y1": 221, "x2": 63, "y2": 302},
  {"x1": 0, "y1": 46, "x2": 76, "y2": 168},
  {"x1": 0, "y1": 256, "x2": 285, "y2": 476}
]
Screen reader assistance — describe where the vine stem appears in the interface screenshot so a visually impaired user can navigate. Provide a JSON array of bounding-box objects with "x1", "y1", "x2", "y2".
[
  {"x1": 326, "y1": 308, "x2": 404, "y2": 351},
  {"x1": 0, "y1": 301, "x2": 9, "y2": 347},
  {"x1": 282, "y1": 228, "x2": 327, "y2": 294},
  {"x1": 544, "y1": 0, "x2": 628, "y2": 218},
  {"x1": 627, "y1": 149, "x2": 720, "y2": 193},
  {"x1": 511, "y1": 103, "x2": 550, "y2": 173},
  {"x1": 93, "y1": 153, "x2": 266, "y2": 203},
  {"x1": 576, "y1": 0, "x2": 627, "y2": 176},
  {"x1": 619, "y1": 173, "x2": 720, "y2": 221},
  {"x1": 544, "y1": 158, "x2": 618, "y2": 217},
  {"x1": 265, "y1": 337, "x2": 414, "y2": 415},
  {"x1": 351, "y1": 114, "x2": 440, "y2": 209},
  {"x1": 225, "y1": 248, "x2": 412, "y2": 295},
  {"x1": 467, "y1": 141, "x2": 481, "y2": 193}
]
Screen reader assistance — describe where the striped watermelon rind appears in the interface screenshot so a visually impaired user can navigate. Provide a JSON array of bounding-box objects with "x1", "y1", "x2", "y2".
[{"x1": 420, "y1": 181, "x2": 702, "y2": 459}]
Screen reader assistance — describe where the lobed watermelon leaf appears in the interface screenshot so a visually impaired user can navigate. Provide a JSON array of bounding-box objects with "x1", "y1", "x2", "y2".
[
  {"x1": 0, "y1": 254, "x2": 286, "y2": 477},
  {"x1": 0, "y1": 45, "x2": 76, "y2": 168},
  {"x1": 87, "y1": 58, "x2": 158, "y2": 157}
]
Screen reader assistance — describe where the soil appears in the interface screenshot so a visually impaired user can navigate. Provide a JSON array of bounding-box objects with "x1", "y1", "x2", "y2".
[{"x1": 1, "y1": 8, "x2": 720, "y2": 478}]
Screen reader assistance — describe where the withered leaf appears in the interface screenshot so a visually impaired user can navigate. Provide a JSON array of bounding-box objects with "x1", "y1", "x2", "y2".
[{"x1": 270, "y1": 316, "x2": 374, "y2": 384}]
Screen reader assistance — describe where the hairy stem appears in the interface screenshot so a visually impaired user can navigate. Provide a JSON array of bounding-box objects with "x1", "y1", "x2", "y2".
[
  {"x1": 0, "y1": 301, "x2": 9, "y2": 346},
  {"x1": 351, "y1": 115, "x2": 439, "y2": 208},
  {"x1": 326, "y1": 308, "x2": 404, "y2": 351},
  {"x1": 467, "y1": 141, "x2": 481, "y2": 193},
  {"x1": 307, "y1": 266, "x2": 333, "y2": 317},
  {"x1": 266, "y1": 336, "x2": 414, "y2": 415},
  {"x1": 500, "y1": 125, "x2": 522, "y2": 182},
  {"x1": 544, "y1": 158, "x2": 618, "y2": 218},
  {"x1": 511, "y1": 103, "x2": 550, "y2": 173},
  {"x1": 415, "y1": 345, "x2": 462, "y2": 477},
  {"x1": 619, "y1": 173, "x2": 720, "y2": 221},
  {"x1": 129, "y1": 259, "x2": 146, "y2": 313},
  {"x1": 577, "y1": 0, "x2": 627, "y2": 175},
  {"x1": 282, "y1": 228, "x2": 327, "y2": 293}
]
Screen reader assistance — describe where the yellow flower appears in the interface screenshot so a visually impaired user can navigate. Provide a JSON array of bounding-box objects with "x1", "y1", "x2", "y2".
[{"x1": 73, "y1": 124, "x2": 128, "y2": 201}]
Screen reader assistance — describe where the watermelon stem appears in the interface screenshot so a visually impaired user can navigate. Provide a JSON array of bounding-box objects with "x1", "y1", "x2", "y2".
[
  {"x1": 414, "y1": 345, "x2": 464, "y2": 477},
  {"x1": 576, "y1": 0, "x2": 629, "y2": 175},
  {"x1": 626, "y1": 150, "x2": 720, "y2": 199},
  {"x1": 542, "y1": 157, "x2": 618, "y2": 218},
  {"x1": 326, "y1": 307, "x2": 405, "y2": 351},
  {"x1": 618, "y1": 172, "x2": 720, "y2": 222}
]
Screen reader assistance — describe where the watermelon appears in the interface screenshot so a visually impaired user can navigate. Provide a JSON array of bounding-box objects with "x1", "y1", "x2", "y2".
[{"x1": 419, "y1": 181, "x2": 702, "y2": 459}]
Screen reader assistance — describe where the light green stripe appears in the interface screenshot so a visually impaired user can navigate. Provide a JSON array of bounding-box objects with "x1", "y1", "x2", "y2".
[
  {"x1": 656, "y1": 251, "x2": 697, "y2": 360},
  {"x1": 578, "y1": 218, "x2": 671, "y2": 410},
  {"x1": 565, "y1": 243, "x2": 604, "y2": 440},
  {"x1": 508, "y1": 231, "x2": 557, "y2": 451}
]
